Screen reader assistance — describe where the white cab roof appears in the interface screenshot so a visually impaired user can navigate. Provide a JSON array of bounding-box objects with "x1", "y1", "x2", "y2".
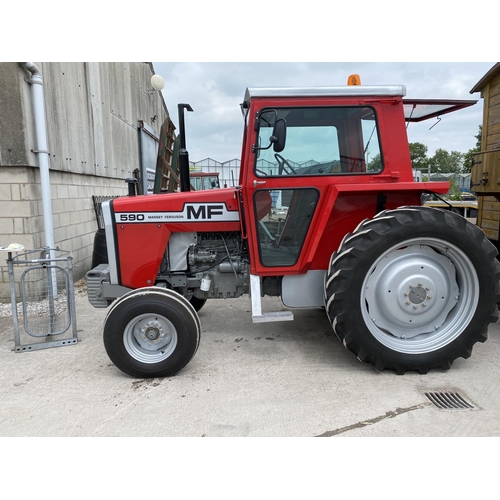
[{"x1": 244, "y1": 85, "x2": 407, "y2": 102}]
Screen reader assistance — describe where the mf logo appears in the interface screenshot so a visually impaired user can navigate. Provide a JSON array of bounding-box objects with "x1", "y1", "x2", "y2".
[
  {"x1": 186, "y1": 204, "x2": 224, "y2": 219},
  {"x1": 115, "y1": 203, "x2": 239, "y2": 223}
]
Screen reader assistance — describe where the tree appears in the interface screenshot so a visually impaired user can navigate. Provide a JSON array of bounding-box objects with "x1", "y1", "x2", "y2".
[
  {"x1": 428, "y1": 148, "x2": 464, "y2": 174},
  {"x1": 409, "y1": 142, "x2": 429, "y2": 171},
  {"x1": 367, "y1": 153, "x2": 382, "y2": 172},
  {"x1": 447, "y1": 177, "x2": 462, "y2": 200},
  {"x1": 462, "y1": 126, "x2": 482, "y2": 173}
]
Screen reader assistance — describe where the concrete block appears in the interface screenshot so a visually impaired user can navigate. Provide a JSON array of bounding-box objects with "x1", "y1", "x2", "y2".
[
  {"x1": 10, "y1": 185, "x2": 21, "y2": 201},
  {"x1": 0, "y1": 186, "x2": 12, "y2": 201},
  {"x1": 30, "y1": 216, "x2": 44, "y2": 233},
  {"x1": 59, "y1": 210, "x2": 71, "y2": 226},
  {"x1": 13, "y1": 218, "x2": 24, "y2": 234},
  {"x1": 56, "y1": 184, "x2": 69, "y2": 199},
  {"x1": 66, "y1": 224, "x2": 77, "y2": 240},
  {"x1": 68, "y1": 185, "x2": 79, "y2": 199},
  {"x1": 72, "y1": 200, "x2": 85, "y2": 213},
  {"x1": 58, "y1": 212, "x2": 70, "y2": 227},
  {"x1": 72, "y1": 236, "x2": 83, "y2": 251},
  {"x1": 49, "y1": 170, "x2": 62, "y2": 184},
  {"x1": 0, "y1": 282, "x2": 14, "y2": 303},
  {"x1": 51, "y1": 199, "x2": 65, "y2": 214},
  {"x1": 0, "y1": 167, "x2": 30, "y2": 184},
  {"x1": 54, "y1": 226, "x2": 67, "y2": 242},
  {"x1": 0, "y1": 218, "x2": 14, "y2": 234},
  {"x1": 0, "y1": 201, "x2": 32, "y2": 217},
  {"x1": 20, "y1": 183, "x2": 41, "y2": 201},
  {"x1": 82, "y1": 232, "x2": 94, "y2": 247},
  {"x1": 83, "y1": 221, "x2": 95, "y2": 234}
]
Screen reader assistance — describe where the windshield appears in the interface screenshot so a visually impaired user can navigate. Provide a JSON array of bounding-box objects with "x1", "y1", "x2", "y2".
[{"x1": 254, "y1": 106, "x2": 383, "y2": 176}]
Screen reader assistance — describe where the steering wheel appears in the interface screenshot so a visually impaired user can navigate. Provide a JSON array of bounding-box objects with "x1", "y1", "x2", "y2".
[{"x1": 274, "y1": 153, "x2": 297, "y2": 176}]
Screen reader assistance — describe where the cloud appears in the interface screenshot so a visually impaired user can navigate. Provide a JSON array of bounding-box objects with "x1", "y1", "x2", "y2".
[{"x1": 153, "y1": 62, "x2": 495, "y2": 162}]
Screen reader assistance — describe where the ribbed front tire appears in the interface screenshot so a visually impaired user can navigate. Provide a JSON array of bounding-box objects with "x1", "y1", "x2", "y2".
[{"x1": 103, "y1": 287, "x2": 201, "y2": 378}]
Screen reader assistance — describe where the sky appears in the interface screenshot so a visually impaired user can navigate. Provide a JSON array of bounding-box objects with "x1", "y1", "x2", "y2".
[
  {"x1": 5, "y1": 4, "x2": 497, "y2": 167},
  {"x1": 152, "y1": 62, "x2": 495, "y2": 163}
]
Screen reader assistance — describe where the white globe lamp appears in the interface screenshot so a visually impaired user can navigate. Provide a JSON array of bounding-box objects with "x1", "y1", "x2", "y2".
[{"x1": 151, "y1": 74, "x2": 165, "y2": 91}]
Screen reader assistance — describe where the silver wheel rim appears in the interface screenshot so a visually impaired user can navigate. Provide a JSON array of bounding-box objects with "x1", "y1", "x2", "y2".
[
  {"x1": 123, "y1": 313, "x2": 178, "y2": 363},
  {"x1": 361, "y1": 237, "x2": 479, "y2": 354}
]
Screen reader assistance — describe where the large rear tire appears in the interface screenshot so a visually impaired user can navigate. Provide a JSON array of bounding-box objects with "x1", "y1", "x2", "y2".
[
  {"x1": 103, "y1": 287, "x2": 201, "y2": 378},
  {"x1": 324, "y1": 206, "x2": 500, "y2": 374}
]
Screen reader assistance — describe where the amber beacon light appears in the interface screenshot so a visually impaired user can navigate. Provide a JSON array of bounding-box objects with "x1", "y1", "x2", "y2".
[{"x1": 347, "y1": 74, "x2": 361, "y2": 85}]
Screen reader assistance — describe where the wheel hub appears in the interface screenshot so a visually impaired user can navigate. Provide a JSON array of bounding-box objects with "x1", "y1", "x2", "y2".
[
  {"x1": 395, "y1": 277, "x2": 435, "y2": 314},
  {"x1": 132, "y1": 318, "x2": 174, "y2": 351},
  {"x1": 364, "y1": 245, "x2": 459, "y2": 339},
  {"x1": 143, "y1": 321, "x2": 163, "y2": 341},
  {"x1": 409, "y1": 286, "x2": 426, "y2": 304}
]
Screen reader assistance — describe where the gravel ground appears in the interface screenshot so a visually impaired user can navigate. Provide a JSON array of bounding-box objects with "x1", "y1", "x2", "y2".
[{"x1": 0, "y1": 278, "x2": 87, "y2": 318}]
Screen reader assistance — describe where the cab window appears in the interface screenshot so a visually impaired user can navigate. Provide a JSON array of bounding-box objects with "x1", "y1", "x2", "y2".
[{"x1": 255, "y1": 106, "x2": 382, "y2": 177}]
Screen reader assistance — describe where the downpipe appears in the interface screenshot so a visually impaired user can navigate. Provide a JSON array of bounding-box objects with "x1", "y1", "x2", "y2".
[
  {"x1": 22, "y1": 62, "x2": 55, "y2": 253},
  {"x1": 22, "y1": 62, "x2": 57, "y2": 294}
]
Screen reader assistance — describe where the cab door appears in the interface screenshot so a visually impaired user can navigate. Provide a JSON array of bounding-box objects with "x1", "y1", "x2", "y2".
[
  {"x1": 243, "y1": 106, "x2": 333, "y2": 275},
  {"x1": 242, "y1": 103, "x2": 384, "y2": 276}
]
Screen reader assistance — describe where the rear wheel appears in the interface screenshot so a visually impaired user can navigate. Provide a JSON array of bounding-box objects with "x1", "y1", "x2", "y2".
[
  {"x1": 324, "y1": 206, "x2": 500, "y2": 374},
  {"x1": 103, "y1": 287, "x2": 201, "y2": 378},
  {"x1": 91, "y1": 228, "x2": 108, "y2": 268}
]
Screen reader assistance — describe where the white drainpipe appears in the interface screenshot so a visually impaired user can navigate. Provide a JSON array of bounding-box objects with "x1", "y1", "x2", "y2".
[{"x1": 22, "y1": 62, "x2": 56, "y2": 256}]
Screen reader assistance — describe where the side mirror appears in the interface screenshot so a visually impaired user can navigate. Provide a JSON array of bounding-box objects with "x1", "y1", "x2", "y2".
[
  {"x1": 270, "y1": 119, "x2": 286, "y2": 153},
  {"x1": 252, "y1": 113, "x2": 287, "y2": 153}
]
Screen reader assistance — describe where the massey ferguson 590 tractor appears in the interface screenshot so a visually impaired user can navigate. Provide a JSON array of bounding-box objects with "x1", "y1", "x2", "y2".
[{"x1": 86, "y1": 76, "x2": 500, "y2": 378}]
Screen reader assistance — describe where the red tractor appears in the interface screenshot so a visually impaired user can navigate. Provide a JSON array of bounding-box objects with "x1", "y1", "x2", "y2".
[{"x1": 86, "y1": 76, "x2": 500, "y2": 378}]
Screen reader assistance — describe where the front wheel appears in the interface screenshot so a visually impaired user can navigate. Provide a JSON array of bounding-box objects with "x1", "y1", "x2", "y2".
[
  {"x1": 324, "y1": 206, "x2": 500, "y2": 374},
  {"x1": 103, "y1": 287, "x2": 201, "y2": 378}
]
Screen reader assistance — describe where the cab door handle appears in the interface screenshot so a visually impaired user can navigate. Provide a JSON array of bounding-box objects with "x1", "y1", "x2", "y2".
[{"x1": 253, "y1": 180, "x2": 266, "y2": 187}]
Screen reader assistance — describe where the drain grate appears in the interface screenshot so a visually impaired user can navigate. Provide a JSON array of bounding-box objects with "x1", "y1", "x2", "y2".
[{"x1": 425, "y1": 391, "x2": 476, "y2": 410}]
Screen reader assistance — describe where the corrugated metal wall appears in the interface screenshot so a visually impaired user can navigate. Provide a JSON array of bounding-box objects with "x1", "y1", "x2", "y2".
[{"x1": 0, "y1": 62, "x2": 176, "y2": 300}]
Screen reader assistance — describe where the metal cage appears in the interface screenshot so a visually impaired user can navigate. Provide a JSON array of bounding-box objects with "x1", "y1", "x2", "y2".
[{"x1": 6, "y1": 248, "x2": 78, "y2": 352}]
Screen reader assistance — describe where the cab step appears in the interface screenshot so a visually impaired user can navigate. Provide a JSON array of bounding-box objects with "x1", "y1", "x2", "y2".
[{"x1": 250, "y1": 274, "x2": 294, "y2": 323}]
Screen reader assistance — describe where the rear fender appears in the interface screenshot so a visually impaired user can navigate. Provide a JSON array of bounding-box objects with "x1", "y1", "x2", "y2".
[{"x1": 304, "y1": 183, "x2": 448, "y2": 270}]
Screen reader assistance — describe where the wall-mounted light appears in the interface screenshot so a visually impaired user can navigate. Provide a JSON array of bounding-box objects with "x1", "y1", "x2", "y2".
[{"x1": 146, "y1": 74, "x2": 165, "y2": 95}]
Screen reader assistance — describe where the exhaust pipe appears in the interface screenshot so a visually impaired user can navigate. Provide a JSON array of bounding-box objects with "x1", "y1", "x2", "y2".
[{"x1": 178, "y1": 103, "x2": 193, "y2": 192}]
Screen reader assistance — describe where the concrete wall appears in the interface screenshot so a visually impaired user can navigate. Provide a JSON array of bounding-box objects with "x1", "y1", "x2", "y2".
[{"x1": 0, "y1": 62, "x2": 174, "y2": 301}]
